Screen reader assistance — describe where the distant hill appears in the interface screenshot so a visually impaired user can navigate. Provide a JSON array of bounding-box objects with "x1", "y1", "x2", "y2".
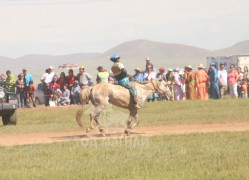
[
  {"x1": 95, "y1": 39, "x2": 212, "y2": 72},
  {"x1": 215, "y1": 40, "x2": 249, "y2": 55},
  {"x1": 1, "y1": 39, "x2": 249, "y2": 81},
  {"x1": 1, "y1": 53, "x2": 100, "y2": 76}
]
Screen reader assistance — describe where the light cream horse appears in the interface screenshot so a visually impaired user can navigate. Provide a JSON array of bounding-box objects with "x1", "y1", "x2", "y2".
[{"x1": 76, "y1": 79, "x2": 172, "y2": 136}]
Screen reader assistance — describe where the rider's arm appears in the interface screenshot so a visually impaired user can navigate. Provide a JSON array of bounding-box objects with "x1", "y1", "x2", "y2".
[{"x1": 121, "y1": 68, "x2": 127, "y2": 76}]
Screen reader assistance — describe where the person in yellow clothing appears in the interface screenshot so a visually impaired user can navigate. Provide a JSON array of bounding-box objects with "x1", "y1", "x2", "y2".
[
  {"x1": 196, "y1": 64, "x2": 209, "y2": 100},
  {"x1": 5, "y1": 70, "x2": 16, "y2": 102},
  {"x1": 185, "y1": 65, "x2": 196, "y2": 100},
  {"x1": 96, "y1": 66, "x2": 109, "y2": 84}
]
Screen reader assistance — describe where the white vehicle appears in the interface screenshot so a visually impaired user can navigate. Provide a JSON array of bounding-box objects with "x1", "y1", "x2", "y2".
[
  {"x1": 34, "y1": 83, "x2": 45, "y2": 105},
  {"x1": 207, "y1": 55, "x2": 249, "y2": 71}
]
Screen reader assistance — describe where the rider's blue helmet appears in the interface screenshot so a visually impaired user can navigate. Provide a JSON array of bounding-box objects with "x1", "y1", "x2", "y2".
[{"x1": 110, "y1": 54, "x2": 120, "y2": 62}]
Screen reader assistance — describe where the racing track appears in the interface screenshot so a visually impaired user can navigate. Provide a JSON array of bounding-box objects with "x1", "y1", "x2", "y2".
[{"x1": 1, "y1": 121, "x2": 249, "y2": 146}]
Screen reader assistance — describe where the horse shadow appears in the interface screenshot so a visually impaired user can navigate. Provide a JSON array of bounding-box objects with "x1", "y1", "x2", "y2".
[{"x1": 51, "y1": 131, "x2": 146, "y2": 141}]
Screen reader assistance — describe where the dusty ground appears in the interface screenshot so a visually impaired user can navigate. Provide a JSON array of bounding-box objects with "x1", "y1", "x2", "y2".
[{"x1": 1, "y1": 121, "x2": 249, "y2": 146}]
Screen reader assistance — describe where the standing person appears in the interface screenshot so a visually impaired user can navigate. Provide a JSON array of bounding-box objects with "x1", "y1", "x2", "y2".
[
  {"x1": 156, "y1": 67, "x2": 167, "y2": 82},
  {"x1": 66, "y1": 69, "x2": 76, "y2": 104},
  {"x1": 218, "y1": 63, "x2": 228, "y2": 99},
  {"x1": 228, "y1": 64, "x2": 238, "y2": 98},
  {"x1": 173, "y1": 68, "x2": 182, "y2": 100},
  {"x1": 40, "y1": 67, "x2": 54, "y2": 106},
  {"x1": 76, "y1": 66, "x2": 93, "y2": 87},
  {"x1": 166, "y1": 68, "x2": 174, "y2": 82},
  {"x1": 58, "y1": 72, "x2": 67, "y2": 91},
  {"x1": 49, "y1": 66, "x2": 55, "y2": 79},
  {"x1": 241, "y1": 81, "x2": 248, "y2": 98},
  {"x1": 96, "y1": 66, "x2": 109, "y2": 84},
  {"x1": 185, "y1": 65, "x2": 196, "y2": 100},
  {"x1": 5, "y1": 70, "x2": 16, "y2": 102},
  {"x1": 143, "y1": 65, "x2": 157, "y2": 102},
  {"x1": 26, "y1": 81, "x2": 36, "y2": 107},
  {"x1": 71, "y1": 80, "x2": 81, "y2": 105},
  {"x1": 15, "y1": 73, "x2": 25, "y2": 108},
  {"x1": 132, "y1": 68, "x2": 144, "y2": 82},
  {"x1": 166, "y1": 68, "x2": 174, "y2": 99},
  {"x1": 143, "y1": 65, "x2": 156, "y2": 81},
  {"x1": 145, "y1": 57, "x2": 154, "y2": 71},
  {"x1": 237, "y1": 67, "x2": 243, "y2": 98},
  {"x1": 23, "y1": 68, "x2": 33, "y2": 105},
  {"x1": 179, "y1": 70, "x2": 186, "y2": 100},
  {"x1": 209, "y1": 62, "x2": 220, "y2": 99},
  {"x1": 242, "y1": 66, "x2": 249, "y2": 97},
  {"x1": 110, "y1": 54, "x2": 141, "y2": 109},
  {"x1": 196, "y1": 64, "x2": 209, "y2": 100},
  {"x1": 156, "y1": 67, "x2": 167, "y2": 101}
]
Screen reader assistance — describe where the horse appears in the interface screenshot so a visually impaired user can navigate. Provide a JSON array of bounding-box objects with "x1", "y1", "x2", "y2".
[{"x1": 76, "y1": 79, "x2": 172, "y2": 136}]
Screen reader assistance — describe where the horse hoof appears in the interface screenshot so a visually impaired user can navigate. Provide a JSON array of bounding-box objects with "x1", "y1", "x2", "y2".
[
  {"x1": 99, "y1": 128, "x2": 105, "y2": 136},
  {"x1": 125, "y1": 129, "x2": 131, "y2": 136},
  {"x1": 84, "y1": 133, "x2": 90, "y2": 138}
]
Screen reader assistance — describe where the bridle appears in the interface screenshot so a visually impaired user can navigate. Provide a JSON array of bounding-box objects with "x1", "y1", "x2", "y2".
[
  {"x1": 133, "y1": 77, "x2": 168, "y2": 94},
  {"x1": 150, "y1": 79, "x2": 166, "y2": 94},
  {"x1": 141, "y1": 79, "x2": 166, "y2": 94}
]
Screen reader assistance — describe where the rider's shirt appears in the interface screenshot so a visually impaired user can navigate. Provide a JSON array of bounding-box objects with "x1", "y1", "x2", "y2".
[{"x1": 111, "y1": 62, "x2": 126, "y2": 81}]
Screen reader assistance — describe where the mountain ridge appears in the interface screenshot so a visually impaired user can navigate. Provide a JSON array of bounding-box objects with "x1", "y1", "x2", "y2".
[{"x1": 1, "y1": 39, "x2": 249, "y2": 78}]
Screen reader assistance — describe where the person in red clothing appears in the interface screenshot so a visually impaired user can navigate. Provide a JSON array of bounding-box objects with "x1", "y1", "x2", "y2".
[
  {"x1": 26, "y1": 81, "x2": 36, "y2": 107},
  {"x1": 66, "y1": 69, "x2": 76, "y2": 104},
  {"x1": 49, "y1": 76, "x2": 60, "y2": 101},
  {"x1": 58, "y1": 72, "x2": 66, "y2": 91},
  {"x1": 241, "y1": 80, "x2": 248, "y2": 98}
]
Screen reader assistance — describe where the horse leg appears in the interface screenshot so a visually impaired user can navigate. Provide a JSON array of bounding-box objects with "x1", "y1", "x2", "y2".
[
  {"x1": 92, "y1": 106, "x2": 106, "y2": 136},
  {"x1": 125, "y1": 115, "x2": 133, "y2": 136},
  {"x1": 86, "y1": 112, "x2": 95, "y2": 133},
  {"x1": 130, "y1": 113, "x2": 139, "y2": 129},
  {"x1": 125, "y1": 110, "x2": 139, "y2": 136}
]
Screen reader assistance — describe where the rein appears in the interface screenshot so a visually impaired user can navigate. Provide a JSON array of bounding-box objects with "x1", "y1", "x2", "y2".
[
  {"x1": 150, "y1": 79, "x2": 165, "y2": 94},
  {"x1": 139, "y1": 79, "x2": 165, "y2": 94}
]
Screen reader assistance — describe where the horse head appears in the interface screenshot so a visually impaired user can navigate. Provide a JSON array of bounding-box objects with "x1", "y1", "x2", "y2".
[{"x1": 151, "y1": 79, "x2": 173, "y2": 100}]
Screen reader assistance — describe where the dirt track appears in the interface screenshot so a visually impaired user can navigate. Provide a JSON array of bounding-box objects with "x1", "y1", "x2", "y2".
[{"x1": 1, "y1": 121, "x2": 249, "y2": 146}]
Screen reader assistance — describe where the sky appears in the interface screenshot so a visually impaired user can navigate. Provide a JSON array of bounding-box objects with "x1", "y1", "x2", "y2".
[{"x1": 0, "y1": 0, "x2": 249, "y2": 58}]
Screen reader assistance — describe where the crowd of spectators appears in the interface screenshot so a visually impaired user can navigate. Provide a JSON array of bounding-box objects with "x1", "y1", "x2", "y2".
[
  {"x1": 1, "y1": 57, "x2": 248, "y2": 109},
  {"x1": 0, "y1": 68, "x2": 35, "y2": 108},
  {"x1": 130, "y1": 59, "x2": 249, "y2": 101},
  {"x1": 0, "y1": 66, "x2": 94, "y2": 108},
  {"x1": 40, "y1": 66, "x2": 93, "y2": 107}
]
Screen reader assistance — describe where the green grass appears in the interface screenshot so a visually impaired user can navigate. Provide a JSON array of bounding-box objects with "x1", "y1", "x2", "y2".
[
  {"x1": 140, "y1": 98, "x2": 249, "y2": 125},
  {"x1": 1, "y1": 99, "x2": 249, "y2": 134},
  {"x1": 0, "y1": 132, "x2": 249, "y2": 179}
]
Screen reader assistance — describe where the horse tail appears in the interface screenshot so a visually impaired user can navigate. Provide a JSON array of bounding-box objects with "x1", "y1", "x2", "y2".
[
  {"x1": 79, "y1": 86, "x2": 93, "y2": 104},
  {"x1": 76, "y1": 87, "x2": 93, "y2": 128},
  {"x1": 76, "y1": 107, "x2": 84, "y2": 128}
]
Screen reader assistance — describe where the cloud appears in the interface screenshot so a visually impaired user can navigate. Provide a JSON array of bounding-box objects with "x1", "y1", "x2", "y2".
[
  {"x1": 0, "y1": 0, "x2": 249, "y2": 57},
  {"x1": 0, "y1": 0, "x2": 115, "y2": 6}
]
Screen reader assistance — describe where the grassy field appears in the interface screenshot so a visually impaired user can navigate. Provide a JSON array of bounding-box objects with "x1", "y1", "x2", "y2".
[
  {"x1": 0, "y1": 132, "x2": 249, "y2": 179},
  {"x1": 1, "y1": 99, "x2": 249, "y2": 179},
  {"x1": 1, "y1": 99, "x2": 249, "y2": 134}
]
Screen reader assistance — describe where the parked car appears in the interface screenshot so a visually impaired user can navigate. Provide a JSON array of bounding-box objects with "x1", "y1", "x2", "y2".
[
  {"x1": 34, "y1": 83, "x2": 45, "y2": 105},
  {"x1": 0, "y1": 81, "x2": 17, "y2": 126}
]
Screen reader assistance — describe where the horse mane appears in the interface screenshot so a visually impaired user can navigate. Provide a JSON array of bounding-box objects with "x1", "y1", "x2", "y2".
[{"x1": 133, "y1": 81, "x2": 151, "y2": 85}]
